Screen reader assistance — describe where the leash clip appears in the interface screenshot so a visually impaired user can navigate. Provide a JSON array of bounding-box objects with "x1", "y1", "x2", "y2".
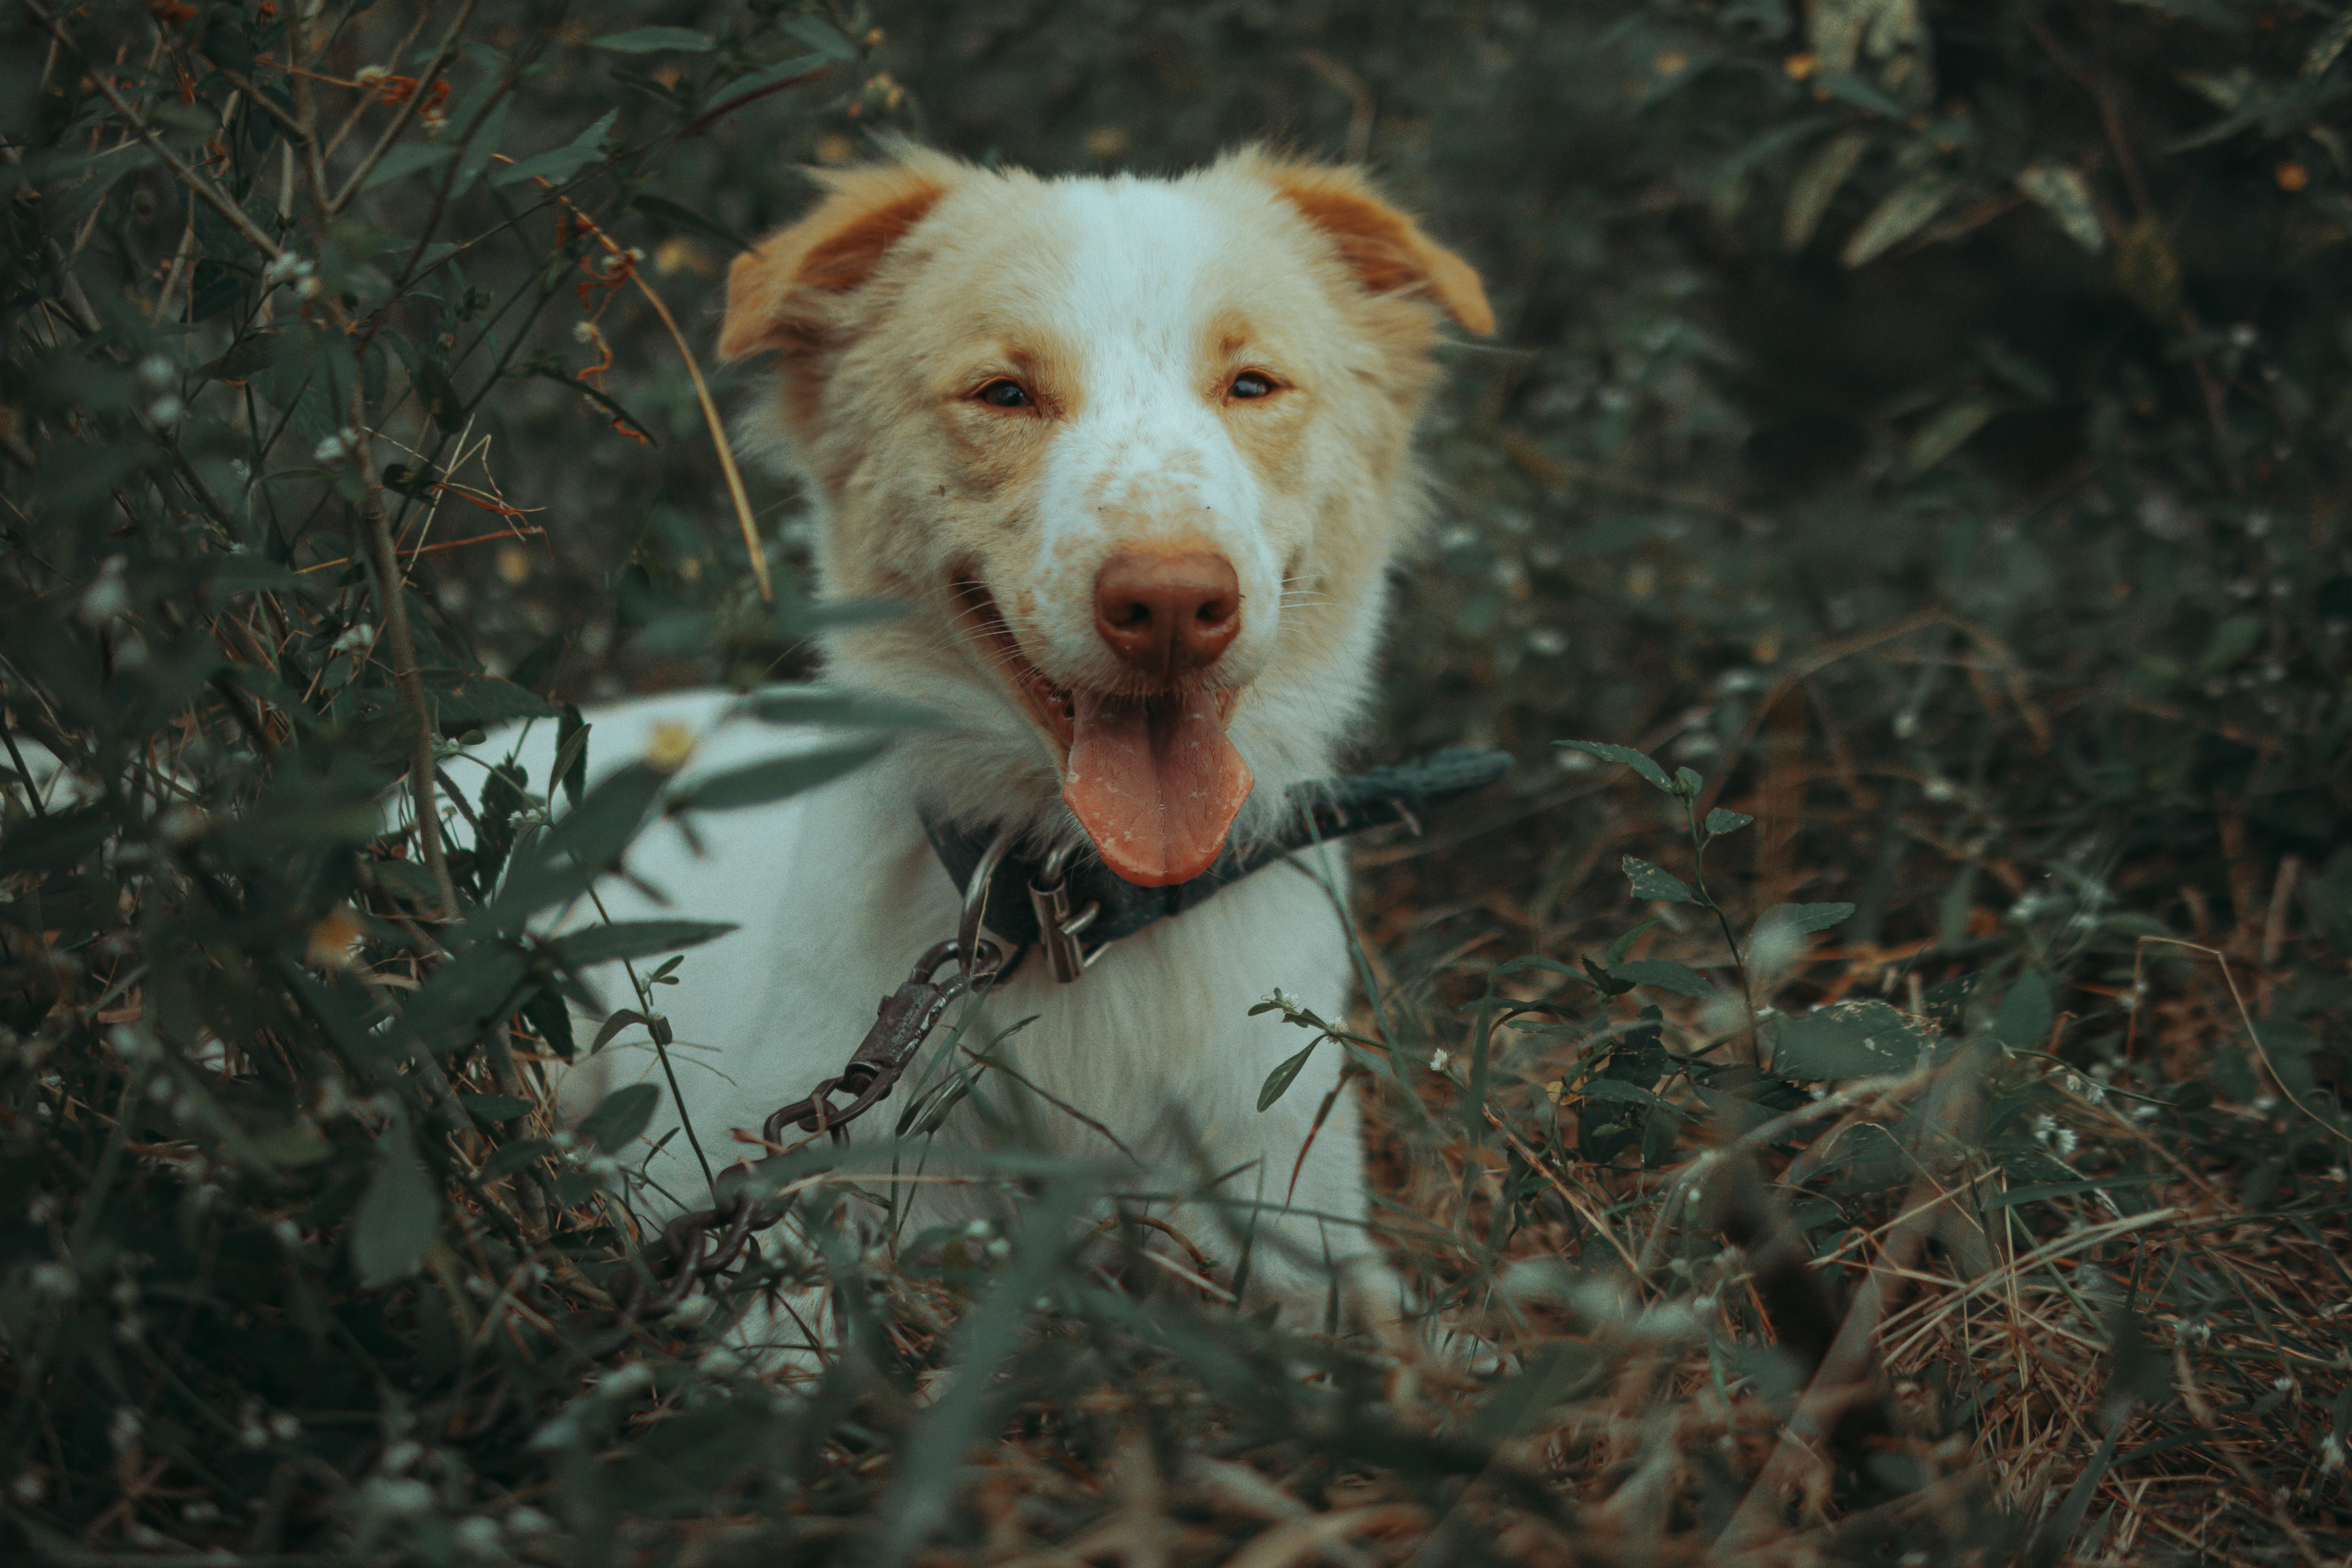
[{"x1": 1029, "y1": 841, "x2": 1107, "y2": 984}]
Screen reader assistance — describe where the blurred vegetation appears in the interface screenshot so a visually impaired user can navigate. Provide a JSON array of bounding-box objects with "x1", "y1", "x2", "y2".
[{"x1": 3, "y1": 0, "x2": 2350, "y2": 1564}]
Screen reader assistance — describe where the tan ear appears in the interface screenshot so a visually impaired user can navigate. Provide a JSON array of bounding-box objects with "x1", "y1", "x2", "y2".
[
  {"x1": 716, "y1": 157, "x2": 957, "y2": 363},
  {"x1": 1240, "y1": 153, "x2": 1494, "y2": 336}
]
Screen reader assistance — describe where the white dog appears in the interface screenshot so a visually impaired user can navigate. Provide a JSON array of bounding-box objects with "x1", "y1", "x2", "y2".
[{"x1": 499, "y1": 146, "x2": 1494, "y2": 1347}]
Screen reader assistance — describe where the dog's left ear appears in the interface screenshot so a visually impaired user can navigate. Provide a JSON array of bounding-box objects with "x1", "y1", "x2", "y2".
[
  {"x1": 1238, "y1": 153, "x2": 1494, "y2": 337},
  {"x1": 717, "y1": 154, "x2": 958, "y2": 365}
]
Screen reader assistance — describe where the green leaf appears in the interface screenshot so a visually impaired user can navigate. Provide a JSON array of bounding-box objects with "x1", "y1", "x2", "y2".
[
  {"x1": 592, "y1": 26, "x2": 715, "y2": 51},
  {"x1": 632, "y1": 194, "x2": 756, "y2": 256},
  {"x1": 351, "y1": 1119, "x2": 439, "y2": 1287},
  {"x1": 0, "y1": 806, "x2": 113, "y2": 876},
  {"x1": 2017, "y1": 164, "x2": 2106, "y2": 252},
  {"x1": 461, "y1": 1093, "x2": 530, "y2": 1124},
  {"x1": 1811, "y1": 69, "x2": 1908, "y2": 118},
  {"x1": 1773, "y1": 1000, "x2": 1931, "y2": 1081},
  {"x1": 490, "y1": 759, "x2": 666, "y2": 925},
  {"x1": 711, "y1": 51, "x2": 836, "y2": 101},
  {"x1": 1753, "y1": 902, "x2": 1857, "y2": 940},
  {"x1": 554, "y1": 706, "x2": 590, "y2": 810},
  {"x1": 1557, "y1": 740, "x2": 1673, "y2": 793},
  {"x1": 359, "y1": 141, "x2": 454, "y2": 191},
  {"x1": 1577, "y1": 1077, "x2": 1689, "y2": 1117},
  {"x1": 780, "y1": 15, "x2": 860, "y2": 59},
  {"x1": 1257, "y1": 1038, "x2": 1321, "y2": 1111},
  {"x1": 1993, "y1": 970, "x2": 2054, "y2": 1049},
  {"x1": 740, "y1": 687, "x2": 947, "y2": 730},
  {"x1": 2195, "y1": 614, "x2": 2262, "y2": 677},
  {"x1": 555, "y1": 919, "x2": 737, "y2": 967},
  {"x1": 1703, "y1": 808, "x2": 1755, "y2": 838},
  {"x1": 2116, "y1": 0, "x2": 2241, "y2": 28},
  {"x1": 673, "y1": 740, "x2": 887, "y2": 814},
  {"x1": 2307, "y1": 11, "x2": 2352, "y2": 78},
  {"x1": 1612, "y1": 959, "x2": 1716, "y2": 999},
  {"x1": 427, "y1": 670, "x2": 559, "y2": 732},
  {"x1": 579, "y1": 1083, "x2": 660, "y2": 1153},
  {"x1": 489, "y1": 108, "x2": 617, "y2": 188},
  {"x1": 1904, "y1": 396, "x2": 1997, "y2": 474},
  {"x1": 1783, "y1": 129, "x2": 1868, "y2": 250},
  {"x1": 486, "y1": 1138, "x2": 553, "y2": 1178},
  {"x1": 1842, "y1": 174, "x2": 1958, "y2": 268},
  {"x1": 1672, "y1": 766, "x2": 1703, "y2": 797},
  {"x1": 1622, "y1": 856, "x2": 1695, "y2": 905},
  {"x1": 1604, "y1": 919, "x2": 1659, "y2": 967}
]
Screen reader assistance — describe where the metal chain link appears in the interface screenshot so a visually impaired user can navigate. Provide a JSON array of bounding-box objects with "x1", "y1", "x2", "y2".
[{"x1": 610, "y1": 829, "x2": 1018, "y2": 1323}]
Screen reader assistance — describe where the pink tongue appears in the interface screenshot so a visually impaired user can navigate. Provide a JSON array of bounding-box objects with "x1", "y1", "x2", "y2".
[{"x1": 1061, "y1": 690, "x2": 1254, "y2": 887}]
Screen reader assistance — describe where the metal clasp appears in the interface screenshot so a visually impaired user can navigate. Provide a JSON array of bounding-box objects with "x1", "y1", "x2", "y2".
[{"x1": 1029, "y1": 841, "x2": 1107, "y2": 984}]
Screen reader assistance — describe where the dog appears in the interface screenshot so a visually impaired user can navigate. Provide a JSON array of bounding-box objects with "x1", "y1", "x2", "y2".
[{"x1": 501, "y1": 145, "x2": 1492, "y2": 1350}]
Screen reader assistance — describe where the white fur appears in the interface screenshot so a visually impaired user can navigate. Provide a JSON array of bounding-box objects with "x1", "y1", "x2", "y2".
[
  {"x1": 469, "y1": 152, "x2": 1491, "y2": 1351},
  {"x1": 486, "y1": 694, "x2": 1379, "y2": 1352}
]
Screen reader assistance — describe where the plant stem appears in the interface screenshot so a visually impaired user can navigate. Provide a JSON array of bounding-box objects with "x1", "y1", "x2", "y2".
[{"x1": 359, "y1": 424, "x2": 459, "y2": 919}]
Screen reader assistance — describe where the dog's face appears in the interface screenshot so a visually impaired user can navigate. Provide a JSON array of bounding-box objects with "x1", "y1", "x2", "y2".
[{"x1": 720, "y1": 148, "x2": 1488, "y2": 887}]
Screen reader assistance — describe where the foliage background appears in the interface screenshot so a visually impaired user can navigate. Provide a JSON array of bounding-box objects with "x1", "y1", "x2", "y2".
[{"x1": 3, "y1": 0, "x2": 2350, "y2": 1563}]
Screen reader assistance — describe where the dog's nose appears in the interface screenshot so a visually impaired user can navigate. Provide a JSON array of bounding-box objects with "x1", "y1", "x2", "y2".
[{"x1": 1093, "y1": 552, "x2": 1241, "y2": 675}]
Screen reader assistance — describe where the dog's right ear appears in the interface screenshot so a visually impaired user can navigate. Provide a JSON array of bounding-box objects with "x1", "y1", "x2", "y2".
[{"x1": 716, "y1": 157, "x2": 956, "y2": 365}]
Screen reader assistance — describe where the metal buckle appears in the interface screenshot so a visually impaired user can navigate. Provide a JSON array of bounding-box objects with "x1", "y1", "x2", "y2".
[
  {"x1": 955, "y1": 824, "x2": 1016, "y2": 990},
  {"x1": 1029, "y1": 841, "x2": 1107, "y2": 984}
]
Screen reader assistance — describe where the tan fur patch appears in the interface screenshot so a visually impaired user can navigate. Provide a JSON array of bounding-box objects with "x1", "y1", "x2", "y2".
[{"x1": 1233, "y1": 152, "x2": 1495, "y2": 337}]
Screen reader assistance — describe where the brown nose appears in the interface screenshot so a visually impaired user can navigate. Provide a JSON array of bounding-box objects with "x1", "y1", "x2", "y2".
[{"x1": 1092, "y1": 552, "x2": 1241, "y2": 675}]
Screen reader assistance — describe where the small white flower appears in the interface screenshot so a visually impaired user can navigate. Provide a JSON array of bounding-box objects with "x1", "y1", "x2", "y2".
[
  {"x1": 146, "y1": 395, "x2": 184, "y2": 427},
  {"x1": 29, "y1": 1262, "x2": 76, "y2": 1300},
  {"x1": 2324, "y1": 1435, "x2": 2346, "y2": 1472},
  {"x1": 26, "y1": 1194, "x2": 57, "y2": 1227},
  {"x1": 1428, "y1": 1047, "x2": 1450, "y2": 1074},
  {"x1": 108, "y1": 1408, "x2": 141, "y2": 1454},
  {"x1": 455, "y1": 1516, "x2": 503, "y2": 1557},
  {"x1": 984, "y1": 1237, "x2": 1011, "y2": 1261},
  {"x1": 505, "y1": 1506, "x2": 554, "y2": 1537},
  {"x1": 269, "y1": 1412, "x2": 301, "y2": 1440},
  {"x1": 136, "y1": 354, "x2": 174, "y2": 388},
  {"x1": 355, "y1": 65, "x2": 390, "y2": 87},
  {"x1": 7, "y1": 1472, "x2": 42, "y2": 1504},
  {"x1": 964, "y1": 1218, "x2": 993, "y2": 1240}
]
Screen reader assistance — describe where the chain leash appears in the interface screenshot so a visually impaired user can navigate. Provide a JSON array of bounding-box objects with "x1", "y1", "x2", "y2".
[{"x1": 610, "y1": 829, "x2": 1019, "y2": 1323}]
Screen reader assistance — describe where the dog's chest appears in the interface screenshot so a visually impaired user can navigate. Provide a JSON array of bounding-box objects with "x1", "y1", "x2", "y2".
[{"x1": 533, "y1": 702, "x2": 1354, "y2": 1191}]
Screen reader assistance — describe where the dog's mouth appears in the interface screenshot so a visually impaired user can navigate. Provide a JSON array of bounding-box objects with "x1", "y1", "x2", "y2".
[{"x1": 952, "y1": 576, "x2": 1253, "y2": 888}]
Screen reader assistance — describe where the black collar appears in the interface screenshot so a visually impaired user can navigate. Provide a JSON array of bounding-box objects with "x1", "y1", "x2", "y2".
[{"x1": 920, "y1": 747, "x2": 1512, "y2": 955}]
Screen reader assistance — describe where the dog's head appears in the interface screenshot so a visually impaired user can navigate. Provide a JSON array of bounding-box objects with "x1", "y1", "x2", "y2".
[{"x1": 720, "y1": 146, "x2": 1489, "y2": 887}]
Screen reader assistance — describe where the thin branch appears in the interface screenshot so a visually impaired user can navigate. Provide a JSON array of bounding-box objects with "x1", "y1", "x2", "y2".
[
  {"x1": 22, "y1": 0, "x2": 283, "y2": 262},
  {"x1": 355, "y1": 384, "x2": 459, "y2": 919},
  {"x1": 325, "y1": 0, "x2": 479, "y2": 215}
]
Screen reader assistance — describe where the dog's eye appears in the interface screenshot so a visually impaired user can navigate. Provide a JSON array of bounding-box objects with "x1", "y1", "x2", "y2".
[
  {"x1": 976, "y1": 379, "x2": 1032, "y2": 409},
  {"x1": 1229, "y1": 371, "x2": 1276, "y2": 400}
]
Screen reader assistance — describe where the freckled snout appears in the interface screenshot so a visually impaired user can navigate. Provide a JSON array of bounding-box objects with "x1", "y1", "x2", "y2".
[{"x1": 1092, "y1": 552, "x2": 1241, "y2": 677}]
